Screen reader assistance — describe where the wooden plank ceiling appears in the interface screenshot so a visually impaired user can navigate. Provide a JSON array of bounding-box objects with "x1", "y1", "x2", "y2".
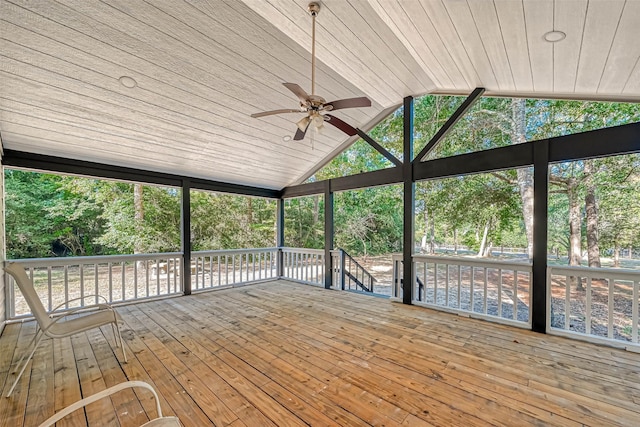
[{"x1": 1, "y1": 0, "x2": 639, "y2": 190}]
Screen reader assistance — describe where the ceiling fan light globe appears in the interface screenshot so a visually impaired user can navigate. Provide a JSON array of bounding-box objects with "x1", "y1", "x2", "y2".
[{"x1": 297, "y1": 116, "x2": 310, "y2": 131}]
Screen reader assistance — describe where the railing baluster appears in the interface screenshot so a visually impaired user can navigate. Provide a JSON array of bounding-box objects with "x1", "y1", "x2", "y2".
[
  {"x1": 457, "y1": 265, "x2": 461, "y2": 309},
  {"x1": 47, "y1": 267, "x2": 52, "y2": 311},
  {"x1": 108, "y1": 263, "x2": 113, "y2": 303},
  {"x1": 225, "y1": 255, "x2": 229, "y2": 285},
  {"x1": 514, "y1": 270, "x2": 518, "y2": 321},
  {"x1": 586, "y1": 278, "x2": 592, "y2": 335},
  {"x1": 145, "y1": 260, "x2": 150, "y2": 297},
  {"x1": 121, "y1": 261, "x2": 126, "y2": 301},
  {"x1": 134, "y1": 261, "x2": 138, "y2": 300},
  {"x1": 483, "y1": 268, "x2": 488, "y2": 314},
  {"x1": 445, "y1": 265, "x2": 450, "y2": 308},
  {"x1": 80, "y1": 264, "x2": 85, "y2": 307},
  {"x1": 564, "y1": 274, "x2": 570, "y2": 329},
  {"x1": 498, "y1": 269, "x2": 502, "y2": 318},
  {"x1": 470, "y1": 266, "x2": 474, "y2": 312},
  {"x1": 64, "y1": 266, "x2": 69, "y2": 310},
  {"x1": 633, "y1": 280, "x2": 639, "y2": 344},
  {"x1": 156, "y1": 258, "x2": 161, "y2": 296},
  {"x1": 608, "y1": 277, "x2": 614, "y2": 339},
  {"x1": 434, "y1": 263, "x2": 439, "y2": 304},
  {"x1": 94, "y1": 264, "x2": 99, "y2": 304}
]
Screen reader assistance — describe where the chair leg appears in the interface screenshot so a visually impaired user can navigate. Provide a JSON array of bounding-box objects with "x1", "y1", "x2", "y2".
[
  {"x1": 115, "y1": 321, "x2": 127, "y2": 363},
  {"x1": 6, "y1": 331, "x2": 44, "y2": 397}
]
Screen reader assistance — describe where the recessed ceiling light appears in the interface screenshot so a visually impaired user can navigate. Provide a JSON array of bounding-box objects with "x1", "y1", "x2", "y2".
[
  {"x1": 282, "y1": 135, "x2": 292, "y2": 142},
  {"x1": 119, "y1": 76, "x2": 137, "y2": 88},
  {"x1": 543, "y1": 30, "x2": 566, "y2": 43}
]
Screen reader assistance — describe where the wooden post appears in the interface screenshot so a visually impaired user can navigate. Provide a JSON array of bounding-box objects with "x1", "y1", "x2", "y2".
[
  {"x1": 181, "y1": 179, "x2": 191, "y2": 295},
  {"x1": 532, "y1": 140, "x2": 549, "y2": 332},
  {"x1": 402, "y1": 96, "x2": 415, "y2": 304},
  {"x1": 276, "y1": 198, "x2": 285, "y2": 278},
  {"x1": 324, "y1": 180, "x2": 333, "y2": 289}
]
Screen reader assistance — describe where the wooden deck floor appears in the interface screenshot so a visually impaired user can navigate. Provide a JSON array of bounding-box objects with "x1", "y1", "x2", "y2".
[{"x1": 1, "y1": 280, "x2": 640, "y2": 426}]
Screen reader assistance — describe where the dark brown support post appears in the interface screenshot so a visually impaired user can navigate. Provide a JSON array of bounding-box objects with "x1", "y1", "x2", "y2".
[
  {"x1": 181, "y1": 179, "x2": 192, "y2": 295},
  {"x1": 276, "y1": 198, "x2": 285, "y2": 278},
  {"x1": 402, "y1": 96, "x2": 415, "y2": 304},
  {"x1": 532, "y1": 140, "x2": 550, "y2": 332},
  {"x1": 324, "y1": 180, "x2": 334, "y2": 289}
]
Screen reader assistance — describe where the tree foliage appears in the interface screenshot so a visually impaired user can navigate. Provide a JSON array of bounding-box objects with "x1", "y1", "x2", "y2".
[{"x1": 4, "y1": 96, "x2": 640, "y2": 262}]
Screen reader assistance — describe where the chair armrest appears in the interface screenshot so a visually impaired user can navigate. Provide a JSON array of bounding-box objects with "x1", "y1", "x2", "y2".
[
  {"x1": 41, "y1": 303, "x2": 117, "y2": 335},
  {"x1": 37, "y1": 381, "x2": 164, "y2": 427},
  {"x1": 51, "y1": 294, "x2": 110, "y2": 313}
]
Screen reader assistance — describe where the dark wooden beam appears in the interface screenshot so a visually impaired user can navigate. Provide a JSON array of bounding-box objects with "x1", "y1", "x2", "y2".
[
  {"x1": 181, "y1": 179, "x2": 192, "y2": 296},
  {"x1": 402, "y1": 96, "x2": 415, "y2": 305},
  {"x1": 281, "y1": 168, "x2": 403, "y2": 198},
  {"x1": 414, "y1": 142, "x2": 534, "y2": 181},
  {"x1": 330, "y1": 167, "x2": 403, "y2": 193},
  {"x1": 3, "y1": 149, "x2": 280, "y2": 198},
  {"x1": 549, "y1": 122, "x2": 640, "y2": 162},
  {"x1": 414, "y1": 87, "x2": 485, "y2": 162},
  {"x1": 356, "y1": 129, "x2": 402, "y2": 167},
  {"x1": 532, "y1": 140, "x2": 549, "y2": 333},
  {"x1": 280, "y1": 180, "x2": 326, "y2": 198},
  {"x1": 324, "y1": 181, "x2": 334, "y2": 289}
]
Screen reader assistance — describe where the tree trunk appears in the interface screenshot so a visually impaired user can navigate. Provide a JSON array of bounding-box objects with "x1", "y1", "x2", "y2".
[
  {"x1": 421, "y1": 209, "x2": 429, "y2": 252},
  {"x1": 567, "y1": 179, "x2": 583, "y2": 290},
  {"x1": 614, "y1": 244, "x2": 621, "y2": 267},
  {"x1": 453, "y1": 229, "x2": 458, "y2": 254},
  {"x1": 478, "y1": 221, "x2": 490, "y2": 257},
  {"x1": 584, "y1": 160, "x2": 601, "y2": 267},
  {"x1": 134, "y1": 183, "x2": 145, "y2": 270},
  {"x1": 511, "y1": 99, "x2": 534, "y2": 260},
  {"x1": 247, "y1": 198, "x2": 253, "y2": 225},
  {"x1": 312, "y1": 195, "x2": 319, "y2": 224}
]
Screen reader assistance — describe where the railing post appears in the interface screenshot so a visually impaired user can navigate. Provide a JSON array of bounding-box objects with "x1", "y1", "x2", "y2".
[
  {"x1": 276, "y1": 199, "x2": 285, "y2": 278},
  {"x1": 340, "y1": 249, "x2": 346, "y2": 290},
  {"x1": 181, "y1": 179, "x2": 191, "y2": 295}
]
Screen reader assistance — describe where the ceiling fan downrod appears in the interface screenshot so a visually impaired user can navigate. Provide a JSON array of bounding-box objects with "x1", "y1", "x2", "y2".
[{"x1": 308, "y1": 2, "x2": 320, "y2": 96}]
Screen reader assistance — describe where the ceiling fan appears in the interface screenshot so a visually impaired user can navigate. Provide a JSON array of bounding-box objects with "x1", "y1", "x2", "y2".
[{"x1": 251, "y1": 2, "x2": 371, "y2": 141}]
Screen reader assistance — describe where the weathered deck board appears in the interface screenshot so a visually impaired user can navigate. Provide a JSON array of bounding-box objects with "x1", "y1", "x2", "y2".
[{"x1": 1, "y1": 280, "x2": 639, "y2": 426}]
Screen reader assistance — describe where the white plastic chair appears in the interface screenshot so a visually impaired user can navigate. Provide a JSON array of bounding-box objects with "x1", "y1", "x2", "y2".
[
  {"x1": 4, "y1": 262, "x2": 127, "y2": 397},
  {"x1": 37, "y1": 380, "x2": 181, "y2": 426}
]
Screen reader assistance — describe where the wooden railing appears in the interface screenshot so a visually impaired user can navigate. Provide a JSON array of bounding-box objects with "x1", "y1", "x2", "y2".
[
  {"x1": 190, "y1": 248, "x2": 277, "y2": 291},
  {"x1": 548, "y1": 265, "x2": 640, "y2": 350},
  {"x1": 5, "y1": 248, "x2": 279, "y2": 319},
  {"x1": 392, "y1": 254, "x2": 532, "y2": 328},
  {"x1": 6, "y1": 253, "x2": 183, "y2": 318},
  {"x1": 280, "y1": 247, "x2": 325, "y2": 286}
]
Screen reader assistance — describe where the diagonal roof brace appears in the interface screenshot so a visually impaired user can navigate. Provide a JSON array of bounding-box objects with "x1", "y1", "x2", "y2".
[
  {"x1": 414, "y1": 87, "x2": 485, "y2": 163},
  {"x1": 355, "y1": 129, "x2": 403, "y2": 167}
]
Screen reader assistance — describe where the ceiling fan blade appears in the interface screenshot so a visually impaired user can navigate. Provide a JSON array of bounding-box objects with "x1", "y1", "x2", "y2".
[
  {"x1": 283, "y1": 83, "x2": 311, "y2": 103},
  {"x1": 324, "y1": 114, "x2": 358, "y2": 136},
  {"x1": 251, "y1": 109, "x2": 303, "y2": 118},
  {"x1": 325, "y1": 97, "x2": 371, "y2": 111},
  {"x1": 293, "y1": 122, "x2": 310, "y2": 141}
]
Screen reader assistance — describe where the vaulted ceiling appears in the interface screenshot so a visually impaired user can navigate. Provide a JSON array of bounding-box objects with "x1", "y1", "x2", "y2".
[{"x1": 1, "y1": 0, "x2": 639, "y2": 190}]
